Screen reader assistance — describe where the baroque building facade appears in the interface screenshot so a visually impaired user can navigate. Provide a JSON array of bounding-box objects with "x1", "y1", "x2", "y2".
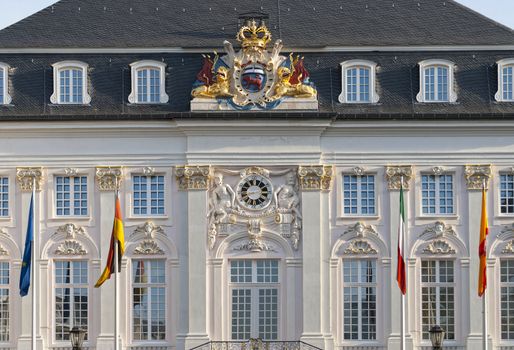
[{"x1": 1, "y1": 1, "x2": 514, "y2": 350}]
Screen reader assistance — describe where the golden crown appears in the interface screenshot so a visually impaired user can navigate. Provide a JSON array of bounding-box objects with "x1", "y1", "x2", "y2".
[{"x1": 236, "y1": 19, "x2": 272, "y2": 51}]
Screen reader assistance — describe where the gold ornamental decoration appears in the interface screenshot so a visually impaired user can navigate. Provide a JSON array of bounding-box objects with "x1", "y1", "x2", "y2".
[
  {"x1": 95, "y1": 166, "x2": 123, "y2": 191},
  {"x1": 16, "y1": 167, "x2": 43, "y2": 192},
  {"x1": 298, "y1": 165, "x2": 333, "y2": 191},
  {"x1": 175, "y1": 165, "x2": 211, "y2": 190}
]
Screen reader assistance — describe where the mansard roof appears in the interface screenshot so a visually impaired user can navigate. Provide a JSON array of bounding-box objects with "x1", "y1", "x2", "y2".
[{"x1": 0, "y1": 0, "x2": 513, "y2": 49}]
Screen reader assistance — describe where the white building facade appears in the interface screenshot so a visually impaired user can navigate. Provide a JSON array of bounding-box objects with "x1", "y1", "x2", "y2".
[{"x1": 1, "y1": 1, "x2": 514, "y2": 350}]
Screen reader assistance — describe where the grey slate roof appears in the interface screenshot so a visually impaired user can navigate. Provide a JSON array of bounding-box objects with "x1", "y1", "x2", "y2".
[{"x1": 0, "y1": 0, "x2": 513, "y2": 49}]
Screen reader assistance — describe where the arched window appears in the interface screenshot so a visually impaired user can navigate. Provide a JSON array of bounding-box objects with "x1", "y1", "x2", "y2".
[
  {"x1": 42, "y1": 223, "x2": 99, "y2": 346},
  {"x1": 417, "y1": 59, "x2": 457, "y2": 103},
  {"x1": 411, "y1": 221, "x2": 467, "y2": 347},
  {"x1": 331, "y1": 222, "x2": 388, "y2": 345},
  {"x1": 128, "y1": 60, "x2": 169, "y2": 104},
  {"x1": 0, "y1": 63, "x2": 12, "y2": 105},
  {"x1": 338, "y1": 60, "x2": 379, "y2": 104},
  {"x1": 125, "y1": 221, "x2": 178, "y2": 346},
  {"x1": 496, "y1": 59, "x2": 514, "y2": 102},
  {"x1": 0, "y1": 230, "x2": 19, "y2": 345},
  {"x1": 50, "y1": 61, "x2": 91, "y2": 105}
]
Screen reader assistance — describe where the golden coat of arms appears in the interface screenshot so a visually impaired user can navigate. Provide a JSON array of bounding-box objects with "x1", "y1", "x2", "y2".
[{"x1": 191, "y1": 17, "x2": 318, "y2": 111}]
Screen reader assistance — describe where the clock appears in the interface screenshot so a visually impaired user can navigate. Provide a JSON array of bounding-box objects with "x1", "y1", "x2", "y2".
[{"x1": 236, "y1": 174, "x2": 273, "y2": 210}]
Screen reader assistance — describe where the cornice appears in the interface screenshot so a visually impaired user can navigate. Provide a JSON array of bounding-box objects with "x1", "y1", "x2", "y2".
[{"x1": 1, "y1": 45, "x2": 514, "y2": 54}]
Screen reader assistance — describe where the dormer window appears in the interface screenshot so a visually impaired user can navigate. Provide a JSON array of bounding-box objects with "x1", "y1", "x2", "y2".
[
  {"x1": 417, "y1": 59, "x2": 457, "y2": 103},
  {"x1": 338, "y1": 60, "x2": 379, "y2": 104},
  {"x1": 495, "y1": 59, "x2": 514, "y2": 102},
  {"x1": 50, "y1": 61, "x2": 91, "y2": 105},
  {"x1": 128, "y1": 60, "x2": 169, "y2": 104},
  {"x1": 0, "y1": 63, "x2": 12, "y2": 105}
]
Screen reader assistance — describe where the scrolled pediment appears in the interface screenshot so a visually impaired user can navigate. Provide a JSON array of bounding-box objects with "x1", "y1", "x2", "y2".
[
  {"x1": 422, "y1": 221, "x2": 456, "y2": 238},
  {"x1": 343, "y1": 222, "x2": 378, "y2": 238},
  {"x1": 133, "y1": 240, "x2": 165, "y2": 255}
]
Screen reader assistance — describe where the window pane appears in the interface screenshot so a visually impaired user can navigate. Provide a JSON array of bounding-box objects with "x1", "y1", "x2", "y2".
[
  {"x1": 133, "y1": 175, "x2": 165, "y2": 216},
  {"x1": 132, "y1": 259, "x2": 166, "y2": 340},
  {"x1": 0, "y1": 68, "x2": 4, "y2": 104},
  {"x1": 343, "y1": 259, "x2": 377, "y2": 340},
  {"x1": 231, "y1": 289, "x2": 251, "y2": 340},
  {"x1": 0, "y1": 177, "x2": 8, "y2": 217},
  {"x1": 56, "y1": 176, "x2": 88, "y2": 216},
  {"x1": 55, "y1": 260, "x2": 88, "y2": 341},
  {"x1": 437, "y1": 66, "x2": 449, "y2": 101},
  {"x1": 343, "y1": 175, "x2": 375, "y2": 215},
  {"x1": 501, "y1": 174, "x2": 514, "y2": 214},
  {"x1": 0, "y1": 262, "x2": 9, "y2": 341},
  {"x1": 503, "y1": 66, "x2": 513, "y2": 101}
]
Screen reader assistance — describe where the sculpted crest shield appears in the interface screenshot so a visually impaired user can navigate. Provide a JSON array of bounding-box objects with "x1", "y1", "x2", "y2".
[{"x1": 191, "y1": 17, "x2": 318, "y2": 111}]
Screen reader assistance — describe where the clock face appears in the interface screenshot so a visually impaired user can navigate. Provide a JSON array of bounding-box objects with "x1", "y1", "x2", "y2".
[{"x1": 236, "y1": 175, "x2": 273, "y2": 210}]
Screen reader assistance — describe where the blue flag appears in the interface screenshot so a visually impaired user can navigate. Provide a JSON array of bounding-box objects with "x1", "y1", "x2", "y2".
[{"x1": 19, "y1": 194, "x2": 34, "y2": 297}]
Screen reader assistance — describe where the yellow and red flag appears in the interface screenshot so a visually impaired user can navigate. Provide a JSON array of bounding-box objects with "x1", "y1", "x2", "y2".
[
  {"x1": 478, "y1": 185, "x2": 488, "y2": 297},
  {"x1": 95, "y1": 192, "x2": 125, "y2": 288}
]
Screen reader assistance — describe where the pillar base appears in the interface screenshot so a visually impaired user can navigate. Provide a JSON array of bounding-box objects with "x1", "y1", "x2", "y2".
[
  {"x1": 387, "y1": 334, "x2": 413, "y2": 350},
  {"x1": 96, "y1": 334, "x2": 122, "y2": 350},
  {"x1": 17, "y1": 336, "x2": 44, "y2": 350},
  {"x1": 182, "y1": 333, "x2": 210, "y2": 350},
  {"x1": 300, "y1": 334, "x2": 324, "y2": 349},
  {"x1": 466, "y1": 334, "x2": 491, "y2": 350}
]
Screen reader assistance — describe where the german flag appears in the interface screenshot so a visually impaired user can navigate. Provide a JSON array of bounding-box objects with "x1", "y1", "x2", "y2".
[
  {"x1": 95, "y1": 192, "x2": 125, "y2": 288},
  {"x1": 478, "y1": 185, "x2": 488, "y2": 297}
]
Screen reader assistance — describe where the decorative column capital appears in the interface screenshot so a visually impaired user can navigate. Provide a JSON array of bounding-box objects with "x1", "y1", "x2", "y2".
[
  {"x1": 464, "y1": 164, "x2": 491, "y2": 190},
  {"x1": 95, "y1": 166, "x2": 123, "y2": 191},
  {"x1": 16, "y1": 167, "x2": 43, "y2": 192},
  {"x1": 175, "y1": 165, "x2": 211, "y2": 190},
  {"x1": 385, "y1": 165, "x2": 413, "y2": 190},
  {"x1": 298, "y1": 165, "x2": 333, "y2": 191}
]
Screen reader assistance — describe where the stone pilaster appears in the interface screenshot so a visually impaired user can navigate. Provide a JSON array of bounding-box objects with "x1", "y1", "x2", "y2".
[
  {"x1": 175, "y1": 166, "x2": 211, "y2": 349},
  {"x1": 386, "y1": 165, "x2": 413, "y2": 350},
  {"x1": 464, "y1": 165, "x2": 491, "y2": 350},
  {"x1": 299, "y1": 165, "x2": 333, "y2": 349}
]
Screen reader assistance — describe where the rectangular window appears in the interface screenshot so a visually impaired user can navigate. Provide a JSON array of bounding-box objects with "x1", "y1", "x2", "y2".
[
  {"x1": 59, "y1": 69, "x2": 83, "y2": 104},
  {"x1": 343, "y1": 175, "x2": 376, "y2": 215},
  {"x1": 133, "y1": 175, "x2": 165, "y2": 216},
  {"x1": 0, "y1": 262, "x2": 9, "y2": 342},
  {"x1": 421, "y1": 260, "x2": 455, "y2": 340},
  {"x1": 503, "y1": 66, "x2": 513, "y2": 101},
  {"x1": 346, "y1": 67, "x2": 370, "y2": 102},
  {"x1": 425, "y1": 67, "x2": 435, "y2": 101},
  {"x1": 437, "y1": 67, "x2": 449, "y2": 101},
  {"x1": 137, "y1": 69, "x2": 160, "y2": 103},
  {"x1": 55, "y1": 260, "x2": 88, "y2": 341},
  {"x1": 500, "y1": 174, "x2": 514, "y2": 214},
  {"x1": 55, "y1": 176, "x2": 88, "y2": 216},
  {"x1": 343, "y1": 259, "x2": 377, "y2": 340},
  {"x1": 421, "y1": 174, "x2": 454, "y2": 215},
  {"x1": 0, "y1": 177, "x2": 8, "y2": 217},
  {"x1": 230, "y1": 259, "x2": 279, "y2": 340},
  {"x1": 132, "y1": 259, "x2": 166, "y2": 341},
  {"x1": 501, "y1": 260, "x2": 514, "y2": 339}
]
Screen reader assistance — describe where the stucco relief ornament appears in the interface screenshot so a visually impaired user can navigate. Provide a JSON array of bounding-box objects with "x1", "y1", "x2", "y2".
[
  {"x1": 422, "y1": 221, "x2": 456, "y2": 238},
  {"x1": 422, "y1": 240, "x2": 456, "y2": 255},
  {"x1": 343, "y1": 222, "x2": 378, "y2": 237},
  {"x1": 464, "y1": 164, "x2": 491, "y2": 190},
  {"x1": 385, "y1": 165, "x2": 412, "y2": 190},
  {"x1": 502, "y1": 240, "x2": 514, "y2": 254},
  {"x1": 132, "y1": 222, "x2": 166, "y2": 255},
  {"x1": 207, "y1": 173, "x2": 238, "y2": 249},
  {"x1": 274, "y1": 172, "x2": 302, "y2": 250},
  {"x1": 132, "y1": 221, "x2": 164, "y2": 238},
  {"x1": 0, "y1": 244, "x2": 7, "y2": 256},
  {"x1": 190, "y1": 17, "x2": 317, "y2": 111},
  {"x1": 95, "y1": 167, "x2": 122, "y2": 191},
  {"x1": 134, "y1": 240, "x2": 165, "y2": 255},
  {"x1": 234, "y1": 219, "x2": 275, "y2": 252},
  {"x1": 55, "y1": 240, "x2": 87, "y2": 256},
  {"x1": 344, "y1": 240, "x2": 378, "y2": 255},
  {"x1": 175, "y1": 166, "x2": 211, "y2": 190},
  {"x1": 55, "y1": 223, "x2": 85, "y2": 239},
  {"x1": 16, "y1": 167, "x2": 43, "y2": 192},
  {"x1": 298, "y1": 165, "x2": 333, "y2": 191}
]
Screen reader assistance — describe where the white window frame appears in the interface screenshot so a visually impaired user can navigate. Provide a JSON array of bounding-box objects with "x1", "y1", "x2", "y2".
[
  {"x1": 0, "y1": 260, "x2": 10, "y2": 343},
  {"x1": 420, "y1": 173, "x2": 455, "y2": 216},
  {"x1": 50, "y1": 61, "x2": 91, "y2": 105},
  {"x1": 420, "y1": 259, "x2": 456, "y2": 342},
  {"x1": 228, "y1": 259, "x2": 281, "y2": 341},
  {"x1": 54, "y1": 175, "x2": 89, "y2": 217},
  {"x1": 338, "y1": 60, "x2": 379, "y2": 104},
  {"x1": 128, "y1": 60, "x2": 169, "y2": 104},
  {"x1": 130, "y1": 258, "x2": 167, "y2": 343},
  {"x1": 416, "y1": 59, "x2": 457, "y2": 103},
  {"x1": 0, "y1": 63, "x2": 12, "y2": 105},
  {"x1": 496, "y1": 58, "x2": 514, "y2": 102},
  {"x1": 341, "y1": 173, "x2": 377, "y2": 217},
  {"x1": 52, "y1": 259, "x2": 90, "y2": 343}
]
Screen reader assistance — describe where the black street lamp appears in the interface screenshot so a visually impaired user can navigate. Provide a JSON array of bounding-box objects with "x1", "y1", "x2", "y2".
[
  {"x1": 429, "y1": 325, "x2": 445, "y2": 350},
  {"x1": 69, "y1": 326, "x2": 86, "y2": 350}
]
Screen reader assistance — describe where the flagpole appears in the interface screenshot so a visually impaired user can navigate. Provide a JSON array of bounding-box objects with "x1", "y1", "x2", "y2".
[
  {"x1": 482, "y1": 179, "x2": 488, "y2": 350},
  {"x1": 400, "y1": 176, "x2": 406, "y2": 350},
  {"x1": 31, "y1": 177, "x2": 36, "y2": 350},
  {"x1": 114, "y1": 188, "x2": 119, "y2": 350}
]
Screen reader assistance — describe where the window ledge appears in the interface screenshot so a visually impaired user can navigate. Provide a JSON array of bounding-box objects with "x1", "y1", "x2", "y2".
[
  {"x1": 337, "y1": 215, "x2": 380, "y2": 221},
  {"x1": 416, "y1": 215, "x2": 459, "y2": 220},
  {"x1": 126, "y1": 102, "x2": 168, "y2": 106},
  {"x1": 126, "y1": 215, "x2": 169, "y2": 221},
  {"x1": 48, "y1": 103, "x2": 92, "y2": 107},
  {"x1": 0, "y1": 104, "x2": 14, "y2": 107},
  {"x1": 49, "y1": 216, "x2": 92, "y2": 221}
]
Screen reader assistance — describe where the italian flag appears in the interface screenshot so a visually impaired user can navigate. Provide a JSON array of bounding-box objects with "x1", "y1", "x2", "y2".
[{"x1": 397, "y1": 184, "x2": 407, "y2": 295}]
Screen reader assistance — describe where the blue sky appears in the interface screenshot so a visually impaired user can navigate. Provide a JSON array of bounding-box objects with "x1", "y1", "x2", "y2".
[{"x1": 0, "y1": 0, "x2": 512, "y2": 31}]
